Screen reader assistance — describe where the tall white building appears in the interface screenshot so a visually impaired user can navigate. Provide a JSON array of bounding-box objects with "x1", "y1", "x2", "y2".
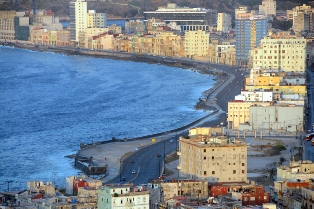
[
  {"x1": 70, "y1": 0, "x2": 87, "y2": 42},
  {"x1": 259, "y1": 0, "x2": 276, "y2": 16},
  {"x1": 217, "y1": 13, "x2": 231, "y2": 33}
]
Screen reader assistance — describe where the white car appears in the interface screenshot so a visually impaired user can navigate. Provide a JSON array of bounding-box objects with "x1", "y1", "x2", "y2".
[
  {"x1": 132, "y1": 170, "x2": 136, "y2": 174},
  {"x1": 170, "y1": 139, "x2": 174, "y2": 143}
]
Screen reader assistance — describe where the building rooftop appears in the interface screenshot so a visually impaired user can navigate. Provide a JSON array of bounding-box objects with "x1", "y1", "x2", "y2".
[{"x1": 180, "y1": 135, "x2": 246, "y2": 148}]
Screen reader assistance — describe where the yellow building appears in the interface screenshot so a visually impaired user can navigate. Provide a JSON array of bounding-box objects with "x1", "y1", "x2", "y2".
[
  {"x1": 244, "y1": 84, "x2": 306, "y2": 96},
  {"x1": 152, "y1": 31, "x2": 183, "y2": 57},
  {"x1": 259, "y1": 0, "x2": 276, "y2": 16},
  {"x1": 222, "y1": 46, "x2": 237, "y2": 66},
  {"x1": 78, "y1": 28, "x2": 108, "y2": 48},
  {"x1": 30, "y1": 27, "x2": 49, "y2": 45},
  {"x1": 228, "y1": 100, "x2": 270, "y2": 129},
  {"x1": 250, "y1": 35, "x2": 307, "y2": 72},
  {"x1": 189, "y1": 127, "x2": 225, "y2": 136},
  {"x1": 113, "y1": 34, "x2": 132, "y2": 52},
  {"x1": 178, "y1": 133, "x2": 247, "y2": 183},
  {"x1": 91, "y1": 33, "x2": 114, "y2": 50},
  {"x1": 88, "y1": 10, "x2": 106, "y2": 28},
  {"x1": 184, "y1": 30, "x2": 209, "y2": 60},
  {"x1": 48, "y1": 30, "x2": 58, "y2": 46},
  {"x1": 217, "y1": 13, "x2": 231, "y2": 33},
  {"x1": 0, "y1": 10, "x2": 16, "y2": 40}
]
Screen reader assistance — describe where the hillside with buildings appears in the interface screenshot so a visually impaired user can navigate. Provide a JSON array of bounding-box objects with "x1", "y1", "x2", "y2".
[{"x1": 0, "y1": 0, "x2": 312, "y2": 18}]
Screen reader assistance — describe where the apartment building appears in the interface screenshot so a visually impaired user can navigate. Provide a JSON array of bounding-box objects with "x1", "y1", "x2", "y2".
[
  {"x1": 250, "y1": 35, "x2": 307, "y2": 72},
  {"x1": 97, "y1": 184, "x2": 149, "y2": 209},
  {"x1": 30, "y1": 27, "x2": 49, "y2": 45},
  {"x1": 0, "y1": 10, "x2": 16, "y2": 40},
  {"x1": 259, "y1": 0, "x2": 276, "y2": 16},
  {"x1": 287, "y1": 4, "x2": 314, "y2": 34},
  {"x1": 144, "y1": 3, "x2": 217, "y2": 32},
  {"x1": 125, "y1": 20, "x2": 145, "y2": 34},
  {"x1": 69, "y1": 0, "x2": 87, "y2": 43},
  {"x1": 90, "y1": 33, "x2": 114, "y2": 50},
  {"x1": 178, "y1": 133, "x2": 247, "y2": 183},
  {"x1": 214, "y1": 44, "x2": 236, "y2": 64},
  {"x1": 88, "y1": 10, "x2": 107, "y2": 28},
  {"x1": 57, "y1": 30, "x2": 70, "y2": 46},
  {"x1": 184, "y1": 30, "x2": 209, "y2": 60},
  {"x1": 78, "y1": 27, "x2": 108, "y2": 48},
  {"x1": 32, "y1": 10, "x2": 63, "y2": 30},
  {"x1": 151, "y1": 31, "x2": 183, "y2": 57},
  {"x1": 217, "y1": 13, "x2": 232, "y2": 33},
  {"x1": 235, "y1": 12, "x2": 268, "y2": 66}
]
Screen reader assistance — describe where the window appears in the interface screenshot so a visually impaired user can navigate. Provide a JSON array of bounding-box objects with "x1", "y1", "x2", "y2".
[
  {"x1": 204, "y1": 149, "x2": 206, "y2": 152},
  {"x1": 233, "y1": 170, "x2": 236, "y2": 174},
  {"x1": 212, "y1": 156, "x2": 214, "y2": 160},
  {"x1": 204, "y1": 157, "x2": 206, "y2": 160},
  {"x1": 242, "y1": 163, "x2": 245, "y2": 166},
  {"x1": 242, "y1": 170, "x2": 245, "y2": 174},
  {"x1": 204, "y1": 171, "x2": 207, "y2": 175},
  {"x1": 212, "y1": 171, "x2": 215, "y2": 174}
]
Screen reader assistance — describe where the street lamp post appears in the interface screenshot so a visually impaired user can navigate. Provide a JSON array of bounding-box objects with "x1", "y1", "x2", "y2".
[
  {"x1": 163, "y1": 140, "x2": 166, "y2": 175},
  {"x1": 157, "y1": 155, "x2": 161, "y2": 177},
  {"x1": 120, "y1": 158, "x2": 124, "y2": 182},
  {"x1": 175, "y1": 132, "x2": 178, "y2": 151}
]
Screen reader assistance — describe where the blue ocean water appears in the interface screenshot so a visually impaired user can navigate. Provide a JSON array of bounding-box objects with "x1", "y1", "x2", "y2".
[{"x1": 0, "y1": 46, "x2": 215, "y2": 190}]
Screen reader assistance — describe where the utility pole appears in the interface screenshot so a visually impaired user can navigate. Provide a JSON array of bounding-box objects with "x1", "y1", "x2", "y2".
[{"x1": 4, "y1": 180, "x2": 13, "y2": 191}]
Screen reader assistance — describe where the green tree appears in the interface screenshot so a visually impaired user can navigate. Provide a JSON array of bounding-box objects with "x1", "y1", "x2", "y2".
[{"x1": 279, "y1": 156, "x2": 287, "y2": 166}]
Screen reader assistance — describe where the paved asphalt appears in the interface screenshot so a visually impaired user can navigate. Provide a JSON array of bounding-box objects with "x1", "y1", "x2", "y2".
[
  {"x1": 304, "y1": 68, "x2": 314, "y2": 162},
  {"x1": 104, "y1": 60, "x2": 246, "y2": 185}
]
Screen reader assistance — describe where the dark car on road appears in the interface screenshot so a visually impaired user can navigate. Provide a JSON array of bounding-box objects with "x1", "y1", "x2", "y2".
[{"x1": 121, "y1": 177, "x2": 126, "y2": 181}]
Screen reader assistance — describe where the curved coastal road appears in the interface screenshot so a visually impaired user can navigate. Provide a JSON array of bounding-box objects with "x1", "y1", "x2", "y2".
[{"x1": 104, "y1": 62, "x2": 246, "y2": 185}]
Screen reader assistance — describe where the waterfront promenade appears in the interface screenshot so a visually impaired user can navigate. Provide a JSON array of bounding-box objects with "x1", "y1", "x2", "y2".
[{"x1": 1, "y1": 40, "x2": 305, "y2": 183}]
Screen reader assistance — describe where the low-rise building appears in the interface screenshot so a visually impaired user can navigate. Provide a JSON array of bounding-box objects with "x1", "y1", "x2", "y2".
[
  {"x1": 97, "y1": 184, "x2": 149, "y2": 209},
  {"x1": 277, "y1": 160, "x2": 314, "y2": 181}
]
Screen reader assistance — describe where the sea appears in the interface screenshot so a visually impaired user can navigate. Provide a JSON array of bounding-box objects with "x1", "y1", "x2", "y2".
[{"x1": 0, "y1": 46, "x2": 215, "y2": 191}]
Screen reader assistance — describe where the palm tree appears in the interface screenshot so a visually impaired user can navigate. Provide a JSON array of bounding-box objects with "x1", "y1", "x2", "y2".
[{"x1": 279, "y1": 156, "x2": 287, "y2": 166}]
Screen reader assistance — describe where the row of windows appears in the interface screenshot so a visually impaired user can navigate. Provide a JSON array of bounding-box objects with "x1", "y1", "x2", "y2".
[
  {"x1": 229, "y1": 106, "x2": 249, "y2": 109},
  {"x1": 203, "y1": 170, "x2": 245, "y2": 175}
]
